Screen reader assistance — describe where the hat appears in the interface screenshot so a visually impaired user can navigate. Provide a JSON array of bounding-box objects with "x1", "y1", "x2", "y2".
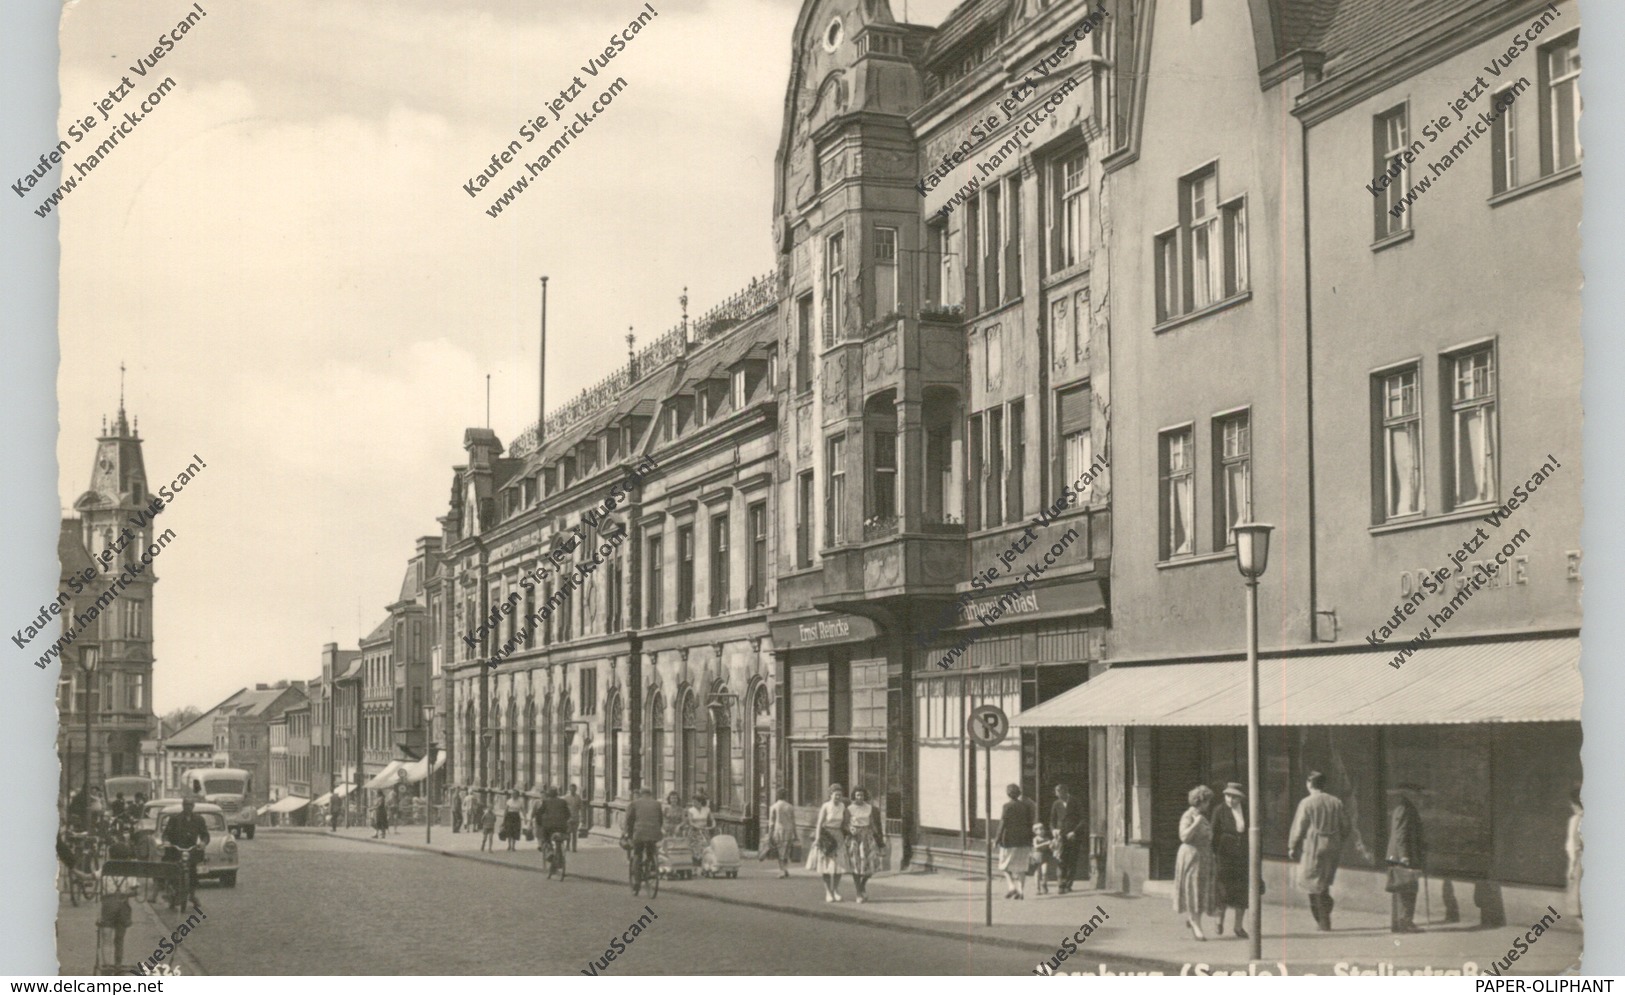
[{"x1": 1222, "y1": 782, "x2": 1246, "y2": 799}]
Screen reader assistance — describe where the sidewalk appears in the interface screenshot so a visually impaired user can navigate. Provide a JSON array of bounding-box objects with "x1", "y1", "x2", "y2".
[
  {"x1": 56, "y1": 882, "x2": 208, "y2": 977},
  {"x1": 286, "y1": 826, "x2": 1582, "y2": 975}
]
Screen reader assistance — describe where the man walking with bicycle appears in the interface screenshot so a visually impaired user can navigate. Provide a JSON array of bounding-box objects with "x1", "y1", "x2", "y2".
[
  {"x1": 162, "y1": 798, "x2": 211, "y2": 911},
  {"x1": 623, "y1": 788, "x2": 664, "y2": 892}
]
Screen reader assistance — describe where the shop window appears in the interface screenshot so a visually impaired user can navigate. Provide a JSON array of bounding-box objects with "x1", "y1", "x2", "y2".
[{"x1": 795, "y1": 748, "x2": 827, "y2": 807}]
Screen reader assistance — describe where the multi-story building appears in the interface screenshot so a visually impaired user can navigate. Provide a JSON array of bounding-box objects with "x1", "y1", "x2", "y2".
[
  {"x1": 211, "y1": 682, "x2": 307, "y2": 815},
  {"x1": 57, "y1": 399, "x2": 162, "y2": 798},
  {"x1": 268, "y1": 713, "x2": 289, "y2": 801},
  {"x1": 440, "y1": 278, "x2": 781, "y2": 838},
  {"x1": 360, "y1": 618, "x2": 395, "y2": 796},
  {"x1": 305, "y1": 672, "x2": 330, "y2": 806},
  {"x1": 160, "y1": 692, "x2": 243, "y2": 798},
  {"x1": 1007, "y1": 0, "x2": 1582, "y2": 921},
  {"x1": 766, "y1": 0, "x2": 1115, "y2": 856},
  {"x1": 286, "y1": 697, "x2": 312, "y2": 816},
  {"x1": 389, "y1": 541, "x2": 438, "y2": 789},
  {"x1": 325, "y1": 645, "x2": 364, "y2": 823}
]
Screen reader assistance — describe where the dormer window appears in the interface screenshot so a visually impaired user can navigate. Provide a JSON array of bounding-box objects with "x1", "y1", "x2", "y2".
[
  {"x1": 697, "y1": 390, "x2": 712, "y2": 426},
  {"x1": 731, "y1": 368, "x2": 748, "y2": 410}
]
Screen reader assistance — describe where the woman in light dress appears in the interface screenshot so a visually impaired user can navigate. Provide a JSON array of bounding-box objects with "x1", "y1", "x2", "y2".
[
  {"x1": 766, "y1": 788, "x2": 799, "y2": 879},
  {"x1": 1174, "y1": 784, "x2": 1218, "y2": 940},
  {"x1": 684, "y1": 792, "x2": 717, "y2": 865},
  {"x1": 807, "y1": 784, "x2": 850, "y2": 902},
  {"x1": 844, "y1": 787, "x2": 886, "y2": 903}
]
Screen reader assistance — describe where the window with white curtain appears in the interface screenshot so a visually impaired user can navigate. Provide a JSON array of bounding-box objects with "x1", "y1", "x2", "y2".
[
  {"x1": 1379, "y1": 367, "x2": 1423, "y2": 519},
  {"x1": 1447, "y1": 349, "x2": 1497, "y2": 508},
  {"x1": 1159, "y1": 427, "x2": 1195, "y2": 558}
]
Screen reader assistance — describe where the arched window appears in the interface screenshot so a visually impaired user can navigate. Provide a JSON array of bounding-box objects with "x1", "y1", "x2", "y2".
[
  {"x1": 647, "y1": 691, "x2": 666, "y2": 795},
  {"x1": 463, "y1": 700, "x2": 477, "y2": 785},
  {"x1": 710, "y1": 688, "x2": 733, "y2": 809},
  {"x1": 505, "y1": 698, "x2": 519, "y2": 789},
  {"x1": 679, "y1": 691, "x2": 701, "y2": 802},
  {"x1": 555, "y1": 693, "x2": 573, "y2": 790},
  {"x1": 606, "y1": 692, "x2": 624, "y2": 801},
  {"x1": 538, "y1": 694, "x2": 552, "y2": 791},
  {"x1": 524, "y1": 698, "x2": 537, "y2": 791}
]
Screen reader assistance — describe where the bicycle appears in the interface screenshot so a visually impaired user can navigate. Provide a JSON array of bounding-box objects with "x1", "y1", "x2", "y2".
[
  {"x1": 61, "y1": 834, "x2": 99, "y2": 907},
  {"x1": 627, "y1": 839, "x2": 659, "y2": 898},
  {"x1": 543, "y1": 831, "x2": 567, "y2": 880},
  {"x1": 158, "y1": 844, "x2": 203, "y2": 911}
]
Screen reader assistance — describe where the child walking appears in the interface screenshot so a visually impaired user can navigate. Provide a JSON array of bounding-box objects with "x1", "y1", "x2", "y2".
[
  {"x1": 480, "y1": 806, "x2": 497, "y2": 852},
  {"x1": 1033, "y1": 823, "x2": 1058, "y2": 895}
]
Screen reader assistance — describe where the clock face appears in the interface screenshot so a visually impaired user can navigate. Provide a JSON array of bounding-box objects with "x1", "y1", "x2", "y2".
[{"x1": 98, "y1": 458, "x2": 113, "y2": 471}]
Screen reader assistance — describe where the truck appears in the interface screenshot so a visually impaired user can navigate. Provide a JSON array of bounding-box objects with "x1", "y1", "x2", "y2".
[{"x1": 185, "y1": 767, "x2": 258, "y2": 839}]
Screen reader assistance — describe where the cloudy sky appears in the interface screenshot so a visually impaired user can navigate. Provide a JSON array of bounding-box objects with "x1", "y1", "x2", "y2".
[{"x1": 53, "y1": 0, "x2": 959, "y2": 712}]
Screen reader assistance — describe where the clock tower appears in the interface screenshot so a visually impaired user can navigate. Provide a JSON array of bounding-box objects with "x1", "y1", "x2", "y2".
[{"x1": 63, "y1": 380, "x2": 158, "y2": 791}]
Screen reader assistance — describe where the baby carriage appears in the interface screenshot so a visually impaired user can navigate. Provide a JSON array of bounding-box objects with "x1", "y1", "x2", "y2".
[
  {"x1": 700, "y1": 833, "x2": 741, "y2": 879},
  {"x1": 657, "y1": 834, "x2": 694, "y2": 879}
]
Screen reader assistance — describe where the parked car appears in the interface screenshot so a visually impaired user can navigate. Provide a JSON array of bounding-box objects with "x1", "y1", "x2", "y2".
[
  {"x1": 154, "y1": 802, "x2": 239, "y2": 887},
  {"x1": 131, "y1": 800, "x2": 174, "y2": 859}
]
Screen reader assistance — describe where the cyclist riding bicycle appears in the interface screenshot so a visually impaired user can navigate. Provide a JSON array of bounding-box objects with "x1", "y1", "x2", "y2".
[
  {"x1": 623, "y1": 787, "x2": 665, "y2": 879},
  {"x1": 161, "y1": 798, "x2": 211, "y2": 910},
  {"x1": 534, "y1": 787, "x2": 572, "y2": 875}
]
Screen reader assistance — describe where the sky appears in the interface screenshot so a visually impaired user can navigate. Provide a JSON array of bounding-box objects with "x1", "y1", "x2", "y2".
[{"x1": 52, "y1": 0, "x2": 960, "y2": 713}]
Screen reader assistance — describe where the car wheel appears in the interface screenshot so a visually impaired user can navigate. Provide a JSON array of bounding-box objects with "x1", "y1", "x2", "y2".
[
  {"x1": 220, "y1": 872, "x2": 237, "y2": 888},
  {"x1": 230, "y1": 827, "x2": 240, "y2": 839},
  {"x1": 245, "y1": 826, "x2": 255, "y2": 840}
]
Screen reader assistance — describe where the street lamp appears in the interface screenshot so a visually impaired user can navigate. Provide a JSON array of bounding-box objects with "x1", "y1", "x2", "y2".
[
  {"x1": 1234, "y1": 521, "x2": 1274, "y2": 963},
  {"x1": 423, "y1": 704, "x2": 437, "y2": 845},
  {"x1": 79, "y1": 647, "x2": 100, "y2": 823}
]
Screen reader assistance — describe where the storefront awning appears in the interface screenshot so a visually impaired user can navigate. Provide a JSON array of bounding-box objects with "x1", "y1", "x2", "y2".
[
  {"x1": 331, "y1": 783, "x2": 352, "y2": 799},
  {"x1": 1010, "y1": 637, "x2": 1580, "y2": 728},
  {"x1": 310, "y1": 791, "x2": 333, "y2": 807},
  {"x1": 364, "y1": 760, "x2": 408, "y2": 789},
  {"x1": 401, "y1": 752, "x2": 447, "y2": 784},
  {"x1": 268, "y1": 795, "x2": 309, "y2": 814},
  {"x1": 255, "y1": 804, "x2": 272, "y2": 816}
]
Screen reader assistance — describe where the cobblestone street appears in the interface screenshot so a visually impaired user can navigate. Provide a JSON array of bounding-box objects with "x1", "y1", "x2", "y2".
[{"x1": 138, "y1": 830, "x2": 1018, "y2": 975}]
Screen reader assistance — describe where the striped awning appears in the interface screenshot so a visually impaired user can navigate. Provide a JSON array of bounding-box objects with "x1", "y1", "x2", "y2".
[{"x1": 1010, "y1": 637, "x2": 1580, "y2": 728}]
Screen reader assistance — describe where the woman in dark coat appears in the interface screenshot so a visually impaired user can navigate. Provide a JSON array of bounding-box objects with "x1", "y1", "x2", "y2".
[
  {"x1": 372, "y1": 796, "x2": 390, "y2": 839},
  {"x1": 1211, "y1": 782, "x2": 1250, "y2": 939}
]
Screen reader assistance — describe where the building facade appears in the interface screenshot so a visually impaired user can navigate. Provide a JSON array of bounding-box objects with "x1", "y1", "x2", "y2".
[
  {"x1": 58, "y1": 401, "x2": 162, "y2": 799},
  {"x1": 438, "y1": 279, "x2": 782, "y2": 838}
]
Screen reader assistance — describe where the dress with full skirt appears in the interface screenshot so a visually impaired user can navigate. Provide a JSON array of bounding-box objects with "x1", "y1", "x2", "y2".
[{"x1": 1173, "y1": 808, "x2": 1218, "y2": 916}]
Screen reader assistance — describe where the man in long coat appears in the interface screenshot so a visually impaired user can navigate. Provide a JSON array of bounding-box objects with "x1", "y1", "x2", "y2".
[
  {"x1": 1386, "y1": 784, "x2": 1426, "y2": 932},
  {"x1": 1288, "y1": 771, "x2": 1353, "y2": 931}
]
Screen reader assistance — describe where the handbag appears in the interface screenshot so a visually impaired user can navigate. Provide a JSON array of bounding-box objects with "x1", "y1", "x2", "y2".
[{"x1": 1386, "y1": 865, "x2": 1422, "y2": 892}]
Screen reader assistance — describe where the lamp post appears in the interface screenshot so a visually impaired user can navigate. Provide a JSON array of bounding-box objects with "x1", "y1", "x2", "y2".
[
  {"x1": 423, "y1": 704, "x2": 437, "y2": 845},
  {"x1": 79, "y1": 647, "x2": 100, "y2": 822},
  {"x1": 1234, "y1": 522, "x2": 1274, "y2": 964}
]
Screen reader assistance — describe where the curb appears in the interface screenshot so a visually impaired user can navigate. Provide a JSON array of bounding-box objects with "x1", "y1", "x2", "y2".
[
  {"x1": 124, "y1": 892, "x2": 210, "y2": 978},
  {"x1": 268, "y1": 828, "x2": 1182, "y2": 972}
]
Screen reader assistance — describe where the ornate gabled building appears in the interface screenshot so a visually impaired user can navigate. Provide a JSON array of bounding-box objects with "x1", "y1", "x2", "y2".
[
  {"x1": 770, "y1": 0, "x2": 1113, "y2": 853},
  {"x1": 440, "y1": 278, "x2": 782, "y2": 839},
  {"x1": 59, "y1": 399, "x2": 161, "y2": 797}
]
